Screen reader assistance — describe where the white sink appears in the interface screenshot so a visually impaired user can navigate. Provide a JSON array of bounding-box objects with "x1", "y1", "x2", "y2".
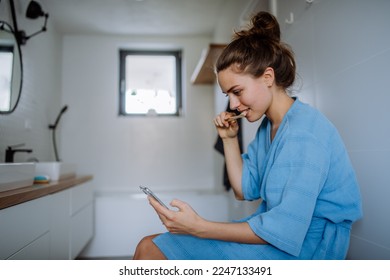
[
  {"x1": 0, "y1": 163, "x2": 35, "y2": 192},
  {"x1": 35, "y1": 162, "x2": 77, "y2": 181}
]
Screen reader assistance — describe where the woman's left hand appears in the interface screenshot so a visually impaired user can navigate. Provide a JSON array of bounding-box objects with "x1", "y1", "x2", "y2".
[{"x1": 148, "y1": 196, "x2": 205, "y2": 236}]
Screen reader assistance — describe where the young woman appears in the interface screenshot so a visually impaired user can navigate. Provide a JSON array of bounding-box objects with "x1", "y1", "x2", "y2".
[{"x1": 133, "y1": 11, "x2": 362, "y2": 260}]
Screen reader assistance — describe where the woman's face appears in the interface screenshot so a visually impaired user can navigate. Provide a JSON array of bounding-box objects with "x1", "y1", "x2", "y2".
[{"x1": 217, "y1": 66, "x2": 272, "y2": 122}]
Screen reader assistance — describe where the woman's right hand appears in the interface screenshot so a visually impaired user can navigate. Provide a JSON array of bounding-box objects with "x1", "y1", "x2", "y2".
[{"x1": 213, "y1": 111, "x2": 240, "y2": 139}]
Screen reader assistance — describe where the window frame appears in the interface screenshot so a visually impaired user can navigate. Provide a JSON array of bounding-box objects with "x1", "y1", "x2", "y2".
[{"x1": 118, "y1": 49, "x2": 183, "y2": 116}]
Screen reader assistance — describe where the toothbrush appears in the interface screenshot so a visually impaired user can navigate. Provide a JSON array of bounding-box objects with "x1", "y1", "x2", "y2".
[{"x1": 228, "y1": 113, "x2": 245, "y2": 121}]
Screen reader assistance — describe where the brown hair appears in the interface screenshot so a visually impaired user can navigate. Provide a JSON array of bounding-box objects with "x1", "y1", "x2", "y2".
[{"x1": 216, "y1": 11, "x2": 296, "y2": 89}]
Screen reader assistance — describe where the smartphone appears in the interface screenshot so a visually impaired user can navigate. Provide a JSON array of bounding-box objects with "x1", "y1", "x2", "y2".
[{"x1": 139, "y1": 185, "x2": 169, "y2": 209}]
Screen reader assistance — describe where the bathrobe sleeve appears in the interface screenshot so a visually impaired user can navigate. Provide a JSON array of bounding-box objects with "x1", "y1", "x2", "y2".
[{"x1": 242, "y1": 130, "x2": 331, "y2": 257}]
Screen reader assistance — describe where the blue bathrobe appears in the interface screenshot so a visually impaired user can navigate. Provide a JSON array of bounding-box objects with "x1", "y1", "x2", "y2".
[{"x1": 153, "y1": 99, "x2": 363, "y2": 259}]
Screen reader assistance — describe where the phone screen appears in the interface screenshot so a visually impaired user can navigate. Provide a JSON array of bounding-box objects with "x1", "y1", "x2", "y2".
[{"x1": 139, "y1": 186, "x2": 169, "y2": 209}]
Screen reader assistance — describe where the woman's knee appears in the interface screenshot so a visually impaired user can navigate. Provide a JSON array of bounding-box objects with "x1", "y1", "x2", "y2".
[
  {"x1": 136, "y1": 235, "x2": 155, "y2": 252},
  {"x1": 133, "y1": 234, "x2": 166, "y2": 260}
]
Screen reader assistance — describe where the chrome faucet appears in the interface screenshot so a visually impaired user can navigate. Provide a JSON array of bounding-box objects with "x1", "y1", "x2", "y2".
[{"x1": 5, "y1": 144, "x2": 33, "y2": 163}]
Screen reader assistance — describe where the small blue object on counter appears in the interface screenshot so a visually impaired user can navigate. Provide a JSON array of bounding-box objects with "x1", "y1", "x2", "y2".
[{"x1": 34, "y1": 175, "x2": 50, "y2": 184}]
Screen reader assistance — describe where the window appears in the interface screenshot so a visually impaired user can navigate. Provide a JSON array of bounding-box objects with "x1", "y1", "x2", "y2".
[{"x1": 119, "y1": 49, "x2": 182, "y2": 116}]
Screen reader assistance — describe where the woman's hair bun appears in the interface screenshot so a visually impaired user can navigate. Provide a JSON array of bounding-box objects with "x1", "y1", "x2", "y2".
[
  {"x1": 236, "y1": 11, "x2": 280, "y2": 41},
  {"x1": 251, "y1": 11, "x2": 280, "y2": 41},
  {"x1": 218, "y1": 11, "x2": 295, "y2": 89}
]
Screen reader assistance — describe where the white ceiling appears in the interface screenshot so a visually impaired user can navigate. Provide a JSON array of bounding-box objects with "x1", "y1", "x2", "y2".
[{"x1": 35, "y1": 0, "x2": 231, "y2": 36}]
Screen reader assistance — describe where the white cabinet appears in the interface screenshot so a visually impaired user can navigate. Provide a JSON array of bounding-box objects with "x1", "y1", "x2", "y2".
[
  {"x1": 0, "y1": 195, "x2": 50, "y2": 259},
  {"x1": 50, "y1": 181, "x2": 94, "y2": 259},
  {"x1": 49, "y1": 188, "x2": 71, "y2": 259},
  {"x1": 70, "y1": 181, "x2": 93, "y2": 215},
  {"x1": 70, "y1": 203, "x2": 93, "y2": 259},
  {"x1": 7, "y1": 233, "x2": 50, "y2": 260},
  {"x1": 69, "y1": 181, "x2": 94, "y2": 259},
  {"x1": 0, "y1": 180, "x2": 94, "y2": 260}
]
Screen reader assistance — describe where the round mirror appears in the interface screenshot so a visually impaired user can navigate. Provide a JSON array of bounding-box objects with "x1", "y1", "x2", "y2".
[{"x1": 0, "y1": 21, "x2": 23, "y2": 114}]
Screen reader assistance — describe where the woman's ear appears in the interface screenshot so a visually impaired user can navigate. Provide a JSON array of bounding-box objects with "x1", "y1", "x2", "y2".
[{"x1": 263, "y1": 67, "x2": 275, "y2": 87}]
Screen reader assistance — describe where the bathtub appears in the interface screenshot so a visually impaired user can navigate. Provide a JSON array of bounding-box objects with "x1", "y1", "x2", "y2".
[{"x1": 79, "y1": 190, "x2": 237, "y2": 259}]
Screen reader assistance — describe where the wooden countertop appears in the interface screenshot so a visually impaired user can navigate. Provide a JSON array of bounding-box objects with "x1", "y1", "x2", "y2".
[{"x1": 0, "y1": 175, "x2": 93, "y2": 210}]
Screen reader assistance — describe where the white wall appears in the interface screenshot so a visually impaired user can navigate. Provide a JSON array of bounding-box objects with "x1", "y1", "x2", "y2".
[
  {"x1": 0, "y1": 0, "x2": 62, "y2": 163},
  {"x1": 274, "y1": 0, "x2": 390, "y2": 259},
  {"x1": 60, "y1": 35, "x2": 217, "y2": 193}
]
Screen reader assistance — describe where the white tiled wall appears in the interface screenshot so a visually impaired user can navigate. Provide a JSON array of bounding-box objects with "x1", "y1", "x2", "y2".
[
  {"x1": 0, "y1": 0, "x2": 62, "y2": 163},
  {"x1": 276, "y1": 0, "x2": 390, "y2": 259}
]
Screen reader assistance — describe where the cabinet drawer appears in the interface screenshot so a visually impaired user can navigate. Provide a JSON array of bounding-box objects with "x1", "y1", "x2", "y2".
[
  {"x1": 70, "y1": 203, "x2": 93, "y2": 259},
  {"x1": 70, "y1": 181, "x2": 93, "y2": 215},
  {"x1": 7, "y1": 232, "x2": 50, "y2": 260},
  {"x1": 0, "y1": 196, "x2": 50, "y2": 259},
  {"x1": 49, "y1": 189, "x2": 71, "y2": 260}
]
